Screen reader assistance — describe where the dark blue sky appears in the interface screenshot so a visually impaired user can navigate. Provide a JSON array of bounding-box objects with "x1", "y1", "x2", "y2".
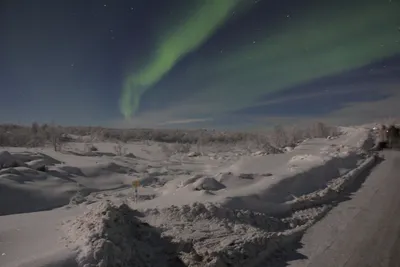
[{"x1": 1, "y1": 0, "x2": 399, "y2": 129}]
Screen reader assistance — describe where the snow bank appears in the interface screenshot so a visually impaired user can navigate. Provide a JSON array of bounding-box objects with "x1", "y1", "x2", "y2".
[
  {"x1": 0, "y1": 149, "x2": 139, "y2": 215},
  {"x1": 63, "y1": 201, "x2": 291, "y2": 267},
  {"x1": 0, "y1": 151, "x2": 79, "y2": 215},
  {"x1": 63, "y1": 200, "x2": 349, "y2": 267},
  {"x1": 213, "y1": 128, "x2": 374, "y2": 210},
  {"x1": 288, "y1": 154, "x2": 379, "y2": 211},
  {"x1": 143, "y1": 202, "x2": 285, "y2": 232},
  {"x1": 62, "y1": 202, "x2": 183, "y2": 267}
]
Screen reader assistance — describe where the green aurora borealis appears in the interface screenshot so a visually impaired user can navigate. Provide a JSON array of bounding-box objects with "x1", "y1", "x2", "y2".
[
  {"x1": 120, "y1": 0, "x2": 400, "y2": 119},
  {"x1": 120, "y1": 0, "x2": 245, "y2": 118}
]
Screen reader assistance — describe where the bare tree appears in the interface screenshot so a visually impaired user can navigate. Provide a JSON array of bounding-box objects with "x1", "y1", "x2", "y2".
[
  {"x1": 114, "y1": 141, "x2": 128, "y2": 156},
  {"x1": 268, "y1": 125, "x2": 288, "y2": 148},
  {"x1": 84, "y1": 127, "x2": 99, "y2": 152},
  {"x1": 49, "y1": 122, "x2": 63, "y2": 151},
  {"x1": 196, "y1": 133, "x2": 204, "y2": 155}
]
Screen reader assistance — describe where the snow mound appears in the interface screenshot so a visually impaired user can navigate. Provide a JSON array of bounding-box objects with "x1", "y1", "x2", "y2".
[
  {"x1": 125, "y1": 152, "x2": 137, "y2": 158},
  {"x1": 191, "y1": 177, "x2": 226, "y2": 191},
  {"x1": 180, "y1": 174, "x2": 203, "y2": 187},
  {"x1": 0, "y1": 151, "x2": 109, "y2": 215},
  {"x1": 0, "y1": 166, "x2": 46, "y2": 182},
  {"x1": 101, "y1": 162, "x2": 132, "y2": 173},
  {"x1": 143, "y1": 202, "x2": 288, "y2": 266},
  {"x1": 216, "y1": 172, "x2": 267, "y2": 183},
  {"x1": 216, "y1": 172, "x2": 236, "y2": 183},
  {"x1": 79, "y1": 162, "x2": 135, "y2": 177},
  {"x1": 144, "y1": 202, "x2": 284, "y2": 231},
  {"x1": 56, "y1": 165, "x2": 86, "y2": 176},
  {"x1": 63, "y1": 202, "x2": 182, "y2": 267},
  {"x1": 0, "y1": 151, "x2": 26, "y2": 168},
  {"x1": 11, "y1": 151, "x2": 61, "y2": 166},
  {"x1": 177, "y1": 175, "x2": 226, "y2": 192},
  {"x1": 252, "y1": 150, "x2": 268, "y2": 156},
  {"x1": 187, "y1": 151, "x2": 201, "y2": 157},
  {"x1": 0, "y1": 151, "x2": 61, "y2": 172},
  {"x1": 26, "y1": 158, "x2": 51, "y2": 170}
]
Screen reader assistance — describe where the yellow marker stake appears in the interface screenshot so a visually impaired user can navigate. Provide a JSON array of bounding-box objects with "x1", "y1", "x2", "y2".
[
  {"x1": 133, "y1": 180, "x2": 140, "y2": 188},
  {"x1": 132, "y1": 180, "x2": 140, "y2": 203}
]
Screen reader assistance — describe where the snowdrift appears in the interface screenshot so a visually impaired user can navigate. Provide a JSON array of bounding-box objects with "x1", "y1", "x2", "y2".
[
  {"x1": 63, "y1": 202, "x2": 184, "y2": 267},
  {"x1": 0, "y1": 125, "x2": 382, "y2": 267}
]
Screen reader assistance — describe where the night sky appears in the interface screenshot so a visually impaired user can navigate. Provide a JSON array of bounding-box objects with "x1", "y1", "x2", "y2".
[{"x1": 1, "y1": 0, "x2": 399, "y2": 129}]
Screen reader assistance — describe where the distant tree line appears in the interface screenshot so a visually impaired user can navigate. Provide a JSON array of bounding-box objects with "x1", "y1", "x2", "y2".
[{"x1": 0, "y1": 121, "x2": 338, "y2": 150}]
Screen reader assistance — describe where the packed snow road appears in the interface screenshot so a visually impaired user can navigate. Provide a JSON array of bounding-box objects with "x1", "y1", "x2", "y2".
[{"x1": 283, "y1": 150, "x2": 400, "y2": 267}]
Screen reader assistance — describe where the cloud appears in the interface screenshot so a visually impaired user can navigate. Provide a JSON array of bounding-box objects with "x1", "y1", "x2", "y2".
[
  {"x1": 158, "y1": 118, "x2": 213, "y2": 126},
  {"x1": 237, "y1": 87, "x2": 400, "y2": 129},
  {"x1": 322, "y1": 89, "x2": 400, "y2": 125},
  {"x1": 109, "y1": 107, "x2": 214, "y2": 129}
]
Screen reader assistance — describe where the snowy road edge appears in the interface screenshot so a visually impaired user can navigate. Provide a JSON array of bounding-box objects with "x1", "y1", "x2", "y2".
[
  {"x1": 288, "y1": 154, "x2": 378, "y2": 211},
  {"x1": 248, "y1": 154, "x2": 379, "y2": 267}
]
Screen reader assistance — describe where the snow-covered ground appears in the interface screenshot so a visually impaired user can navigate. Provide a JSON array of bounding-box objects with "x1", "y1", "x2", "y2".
[{"x1": 0, "y1": 125, "x2": 378, "y2": 267}]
